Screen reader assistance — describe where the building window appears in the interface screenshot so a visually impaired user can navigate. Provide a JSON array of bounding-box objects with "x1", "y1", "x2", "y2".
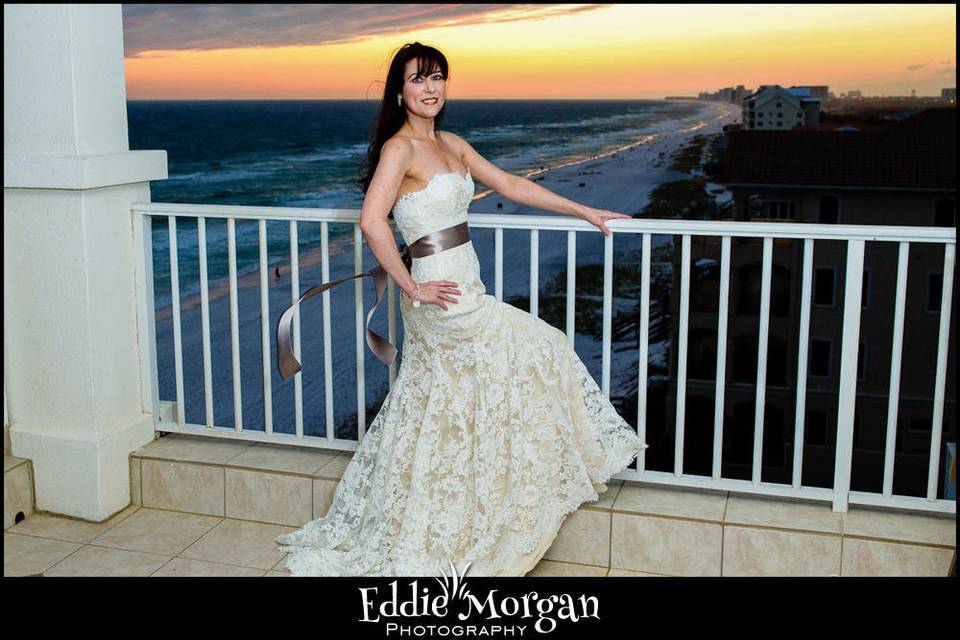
[
  {"x1": 858, "y1": 341, "x2": 867, "y2": 381},
  {"x1": 819, "y1": 195, "x2": 840, "y2": 223},
  {"x1": 807, "y1": 410, "x2": 827, "y2": 445},
  {"x1": 934, "y1": 198, "x2": 955, "y2": 227},
  {"x1": 760, "y1": 201, "x2": 794, "y2": 219},
  {"x1": 813, "y1": 267, "x2": 836, "y2": 307},
  {"x1": 776, "y1": 102, "x2": 782, "y2": 108},
  {"x1": 810, "y1": 338, "x2": 831, "y2": 378},
  {"x1": 862, "y1": 268, "x2": 871, "y2": 310},
  {"x1": 927, "y1": 272, "x2": 943, "y2": 313}
]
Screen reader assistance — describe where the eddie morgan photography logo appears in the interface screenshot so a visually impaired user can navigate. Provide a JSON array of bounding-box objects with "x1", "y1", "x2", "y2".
[{"x1": 357, "y1": 560, "x2": 601, "y2": 636}]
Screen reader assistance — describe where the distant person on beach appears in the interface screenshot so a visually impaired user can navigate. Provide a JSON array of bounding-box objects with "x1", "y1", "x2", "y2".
[
  {"x1": 275, "y1": 41, "x2": 644, "y2": 578},
  {"x1": 273, "y1": 266, "x2": 281, "y2": 281}
]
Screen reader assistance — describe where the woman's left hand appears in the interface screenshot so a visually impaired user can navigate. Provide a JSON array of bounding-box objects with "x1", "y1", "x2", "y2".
[{"x1": 577, "y1": 206, "x2": 633, "y2": 236}]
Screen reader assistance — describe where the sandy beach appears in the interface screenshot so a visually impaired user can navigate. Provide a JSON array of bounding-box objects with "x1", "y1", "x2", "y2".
[
  {"x1": 472, "y1": 100, "x2": 739, "y2": 217},
  {"x1": 153, "y1": 100, "x2": 742, "y2": 435}
]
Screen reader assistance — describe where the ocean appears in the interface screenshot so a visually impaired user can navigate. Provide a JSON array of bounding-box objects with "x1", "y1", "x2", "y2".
[
  {"x1": 129, "y1": 99, "x2": 710, "y2": 307},
  {"x1": 128, "y1": 99, "x2": 714, "y2": 436}
]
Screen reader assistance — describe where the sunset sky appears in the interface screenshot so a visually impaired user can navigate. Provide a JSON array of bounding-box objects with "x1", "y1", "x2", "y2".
[{"x1": 122, "y1": 3, "x2": 957, "y2": 100}]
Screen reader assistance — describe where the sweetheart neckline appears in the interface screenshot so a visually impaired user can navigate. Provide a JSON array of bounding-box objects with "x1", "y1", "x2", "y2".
[{"x1": 394, "y1": 167, "x2": 472, "y2": 207}]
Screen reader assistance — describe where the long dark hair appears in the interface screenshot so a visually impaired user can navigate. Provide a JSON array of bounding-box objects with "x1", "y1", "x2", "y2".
[{"x1": 357, "y1": 42, "x2": 450, "y2": 214}]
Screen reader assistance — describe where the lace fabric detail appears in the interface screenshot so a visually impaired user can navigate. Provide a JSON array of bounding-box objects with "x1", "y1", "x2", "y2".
[
  {"x1": 276, "y1": 166, "x2": 647, "y2": 577},
  {"x1": 392, "y1": 168, "x2": 473, "y2": 246}
]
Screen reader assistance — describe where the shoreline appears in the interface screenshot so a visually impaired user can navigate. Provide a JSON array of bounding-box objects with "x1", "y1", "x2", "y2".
[{"x1": 156, "y1": 100, "x2": 740, "y2": 321}]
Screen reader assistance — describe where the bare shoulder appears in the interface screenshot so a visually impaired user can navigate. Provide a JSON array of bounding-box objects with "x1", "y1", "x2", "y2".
[
  {"x1": 437, "y1": 130, "x2": 470, "y2": 162},
  {"x1": 438, "y1": 129, "x2": 467, "y2": 148},
  {"x1": 382, "y1": 134, "x2": 415, "y2": 158}
]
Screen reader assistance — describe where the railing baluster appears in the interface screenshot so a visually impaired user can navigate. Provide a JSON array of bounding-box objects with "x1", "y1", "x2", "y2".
[
  {"x1": 675, "y1": 234, "x2": 691, "y2": 477},
  {"x1": 713, "y1": 235, "x2": 731, "y2": 480},
  {"x1": 198, "y1": 217, "x2": 214, "y2": 427},
  {"x1": 882, "y1": 241, "x2": 909, "y2": 496},
  {"x1": 637, "y1": 233, "x2": 651, "y2": 471},
  {"x1": 927, "y1": 242, "x2": 955, "y2": 501},
  {"x1": 792, "y1": 238, "x2": 814, "y2": 489},
  {"x1": 290, "y1": 220, "x2": 303, "y2": 439},
  {"x1": 833, "y1": 239, "x2": 865, "y2": 512},
  {"x1": 753, "y1": 236, "x2": 773, "y2": 484},
  {"x1": 495, "y1": 227, "x2": 503, "y2": 302},
  {"x1": 259, "y1": 219, "x2": 273, "y2": 435},
  {"x1": 530, "y1": 229, "x2": 539, "y2": 318},
  {"x1": 168, "y1": 215, "x2": 185, "y2": 424},
  {"x1": 321, "y1": 221, "x2": 334, "y2": 441},
  {"x1": 133, "y1": 214, "x2": 160, "y2": 420},
  {"x1": 566, "y1": 230, "x2": 576, "y2": 346},
  {"x1": 354, "y1": 224, "x2": 366, "y2": 440},
  {"x1": 601, "y1": 231, "x2": 613, "y2": 398},
  {"x1": 227, "y1": 218, "x2": 243, "y2": 430}
]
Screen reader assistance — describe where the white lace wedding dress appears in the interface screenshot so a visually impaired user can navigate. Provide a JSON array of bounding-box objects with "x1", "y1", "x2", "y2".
[{"x1": 275, "y1": 166, "x2": 647, "y2": 576}]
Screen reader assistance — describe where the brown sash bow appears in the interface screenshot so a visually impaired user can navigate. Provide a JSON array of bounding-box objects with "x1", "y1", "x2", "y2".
[{"x1": 277, "y1": 221, "x2": 471, "y2": 379}]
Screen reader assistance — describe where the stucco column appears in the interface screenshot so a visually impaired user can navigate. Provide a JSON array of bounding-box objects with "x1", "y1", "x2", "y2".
[{"x1": 4, "y1": 4, "x2": 167, "y2": 520}]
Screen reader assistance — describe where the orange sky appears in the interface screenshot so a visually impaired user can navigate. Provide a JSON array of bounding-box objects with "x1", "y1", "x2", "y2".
[{"x1": 123, "y1": 4, "x2": 956, "y2": 100}]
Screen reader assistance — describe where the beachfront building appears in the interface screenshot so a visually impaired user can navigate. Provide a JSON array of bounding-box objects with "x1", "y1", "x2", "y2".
[
  {"x1": 660, "y1": 106, "x2": 956, "y2": 498},
  {"x1": 697, "y1": 85, "x2": 752, "y2": 107},
  {"x1": 4, "y1": 5, "x2": 955, "y2": 577},
  {"x1": 743, "y1": 85, "x2": 822, "y2": 130}
]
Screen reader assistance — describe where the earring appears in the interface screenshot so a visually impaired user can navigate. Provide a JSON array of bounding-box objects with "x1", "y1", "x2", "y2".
[{"x1": 397, "y1": 95, "x2": 402, "y2": 106}]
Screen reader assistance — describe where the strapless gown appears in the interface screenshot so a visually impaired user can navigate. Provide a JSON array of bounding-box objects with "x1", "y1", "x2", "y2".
[{"x1": 275, "y1": 166, "x2": 647, "y2": 576}]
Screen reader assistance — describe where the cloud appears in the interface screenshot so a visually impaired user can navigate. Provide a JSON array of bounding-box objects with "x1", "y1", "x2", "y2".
[
  {"x1": 904, "y1": 60, "x2": 956, "y2": 78},
  {"x1": 121, "y1": 3, "x2": 612, "y2": 57}
]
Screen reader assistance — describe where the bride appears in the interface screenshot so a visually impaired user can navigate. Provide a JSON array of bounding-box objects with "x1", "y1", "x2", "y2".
[{"x1": 275, "y1": 42, "x2": 648, "y2": 577}]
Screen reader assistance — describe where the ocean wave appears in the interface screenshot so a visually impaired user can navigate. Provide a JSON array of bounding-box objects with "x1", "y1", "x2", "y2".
[
  {"x1": 165, "y1": 164, "x2": 282, "y2": 184},
  {"x1": 465, "y1": 111, "x2": 664, "y2": 141},
  {"x1": 273, "y1": 187, "x2": 363, "y2": 208},
  {"x1": 273, "y1": 142, "x2": 368, "y2": 164}
]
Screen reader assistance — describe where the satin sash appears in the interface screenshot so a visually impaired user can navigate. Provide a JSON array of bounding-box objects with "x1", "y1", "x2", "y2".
[{"x1": 277, "y1": 221, "x2": 471, "y2": 379}]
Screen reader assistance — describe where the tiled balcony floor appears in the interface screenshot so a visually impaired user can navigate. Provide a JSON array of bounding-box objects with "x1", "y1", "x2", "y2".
[
  {"x1": 4, "y1": 433, "x2": 955, "y2": 577},
  {"x1": 3, "y1": 504, "x2": 649, "y2": 577}
]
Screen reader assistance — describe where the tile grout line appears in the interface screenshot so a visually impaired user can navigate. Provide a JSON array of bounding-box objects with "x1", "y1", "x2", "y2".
[
  {"x1": 608, "y1": 510, "x2": 613, "y2": 574},
  {"x1": 606, "y1": 481, "x2": 623, "y2": 574},
  {"x1": 839, "y1": 528, "x2": 844, "y2": 576},
  {"x1": 720, "y1": 492, "x2": 728, "y2": 576}
]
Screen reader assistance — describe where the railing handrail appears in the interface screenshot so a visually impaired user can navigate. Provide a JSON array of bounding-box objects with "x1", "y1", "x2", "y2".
[{"x1": 130, "y1": 201, "x2": 956, "y2": 244}]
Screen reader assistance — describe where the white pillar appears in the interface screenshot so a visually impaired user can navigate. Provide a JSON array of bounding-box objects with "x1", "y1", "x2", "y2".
[{"x1": 4, "y1": 4, "x2": 167, "y2": 520}]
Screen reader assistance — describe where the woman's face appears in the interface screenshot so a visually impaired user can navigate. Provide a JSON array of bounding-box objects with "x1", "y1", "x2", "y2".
[{"x1": 400, "y1": 58, "x2": 445, "y2": 116}]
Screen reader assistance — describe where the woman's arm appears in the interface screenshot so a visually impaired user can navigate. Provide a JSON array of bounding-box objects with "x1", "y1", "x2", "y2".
[
  {"x1": 358, "y1": 139, "x2": 419, "y2": 298},
  {"x1": 442, "y1": 131, "x2": 631, "y2": 236}
]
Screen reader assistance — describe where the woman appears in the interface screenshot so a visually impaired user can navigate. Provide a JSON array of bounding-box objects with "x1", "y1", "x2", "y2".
[{"x1": 275, "y1": 42, "x2": 647, "y2": 577}]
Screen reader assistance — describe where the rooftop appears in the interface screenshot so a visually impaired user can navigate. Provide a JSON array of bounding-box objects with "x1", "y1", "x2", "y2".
[{"x1": 722, "y1": 107, "x2": 956, "y2": 189}]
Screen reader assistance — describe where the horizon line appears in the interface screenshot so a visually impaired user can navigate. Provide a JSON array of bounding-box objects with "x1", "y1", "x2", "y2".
[{"x1": 125, "y1": 96, "x2": 699, "y2": 101}]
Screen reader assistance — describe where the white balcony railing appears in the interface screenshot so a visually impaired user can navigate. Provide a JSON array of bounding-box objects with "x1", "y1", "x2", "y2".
[{"x1": 130, "y1": 201, "x2": 956, "y2": 515}]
